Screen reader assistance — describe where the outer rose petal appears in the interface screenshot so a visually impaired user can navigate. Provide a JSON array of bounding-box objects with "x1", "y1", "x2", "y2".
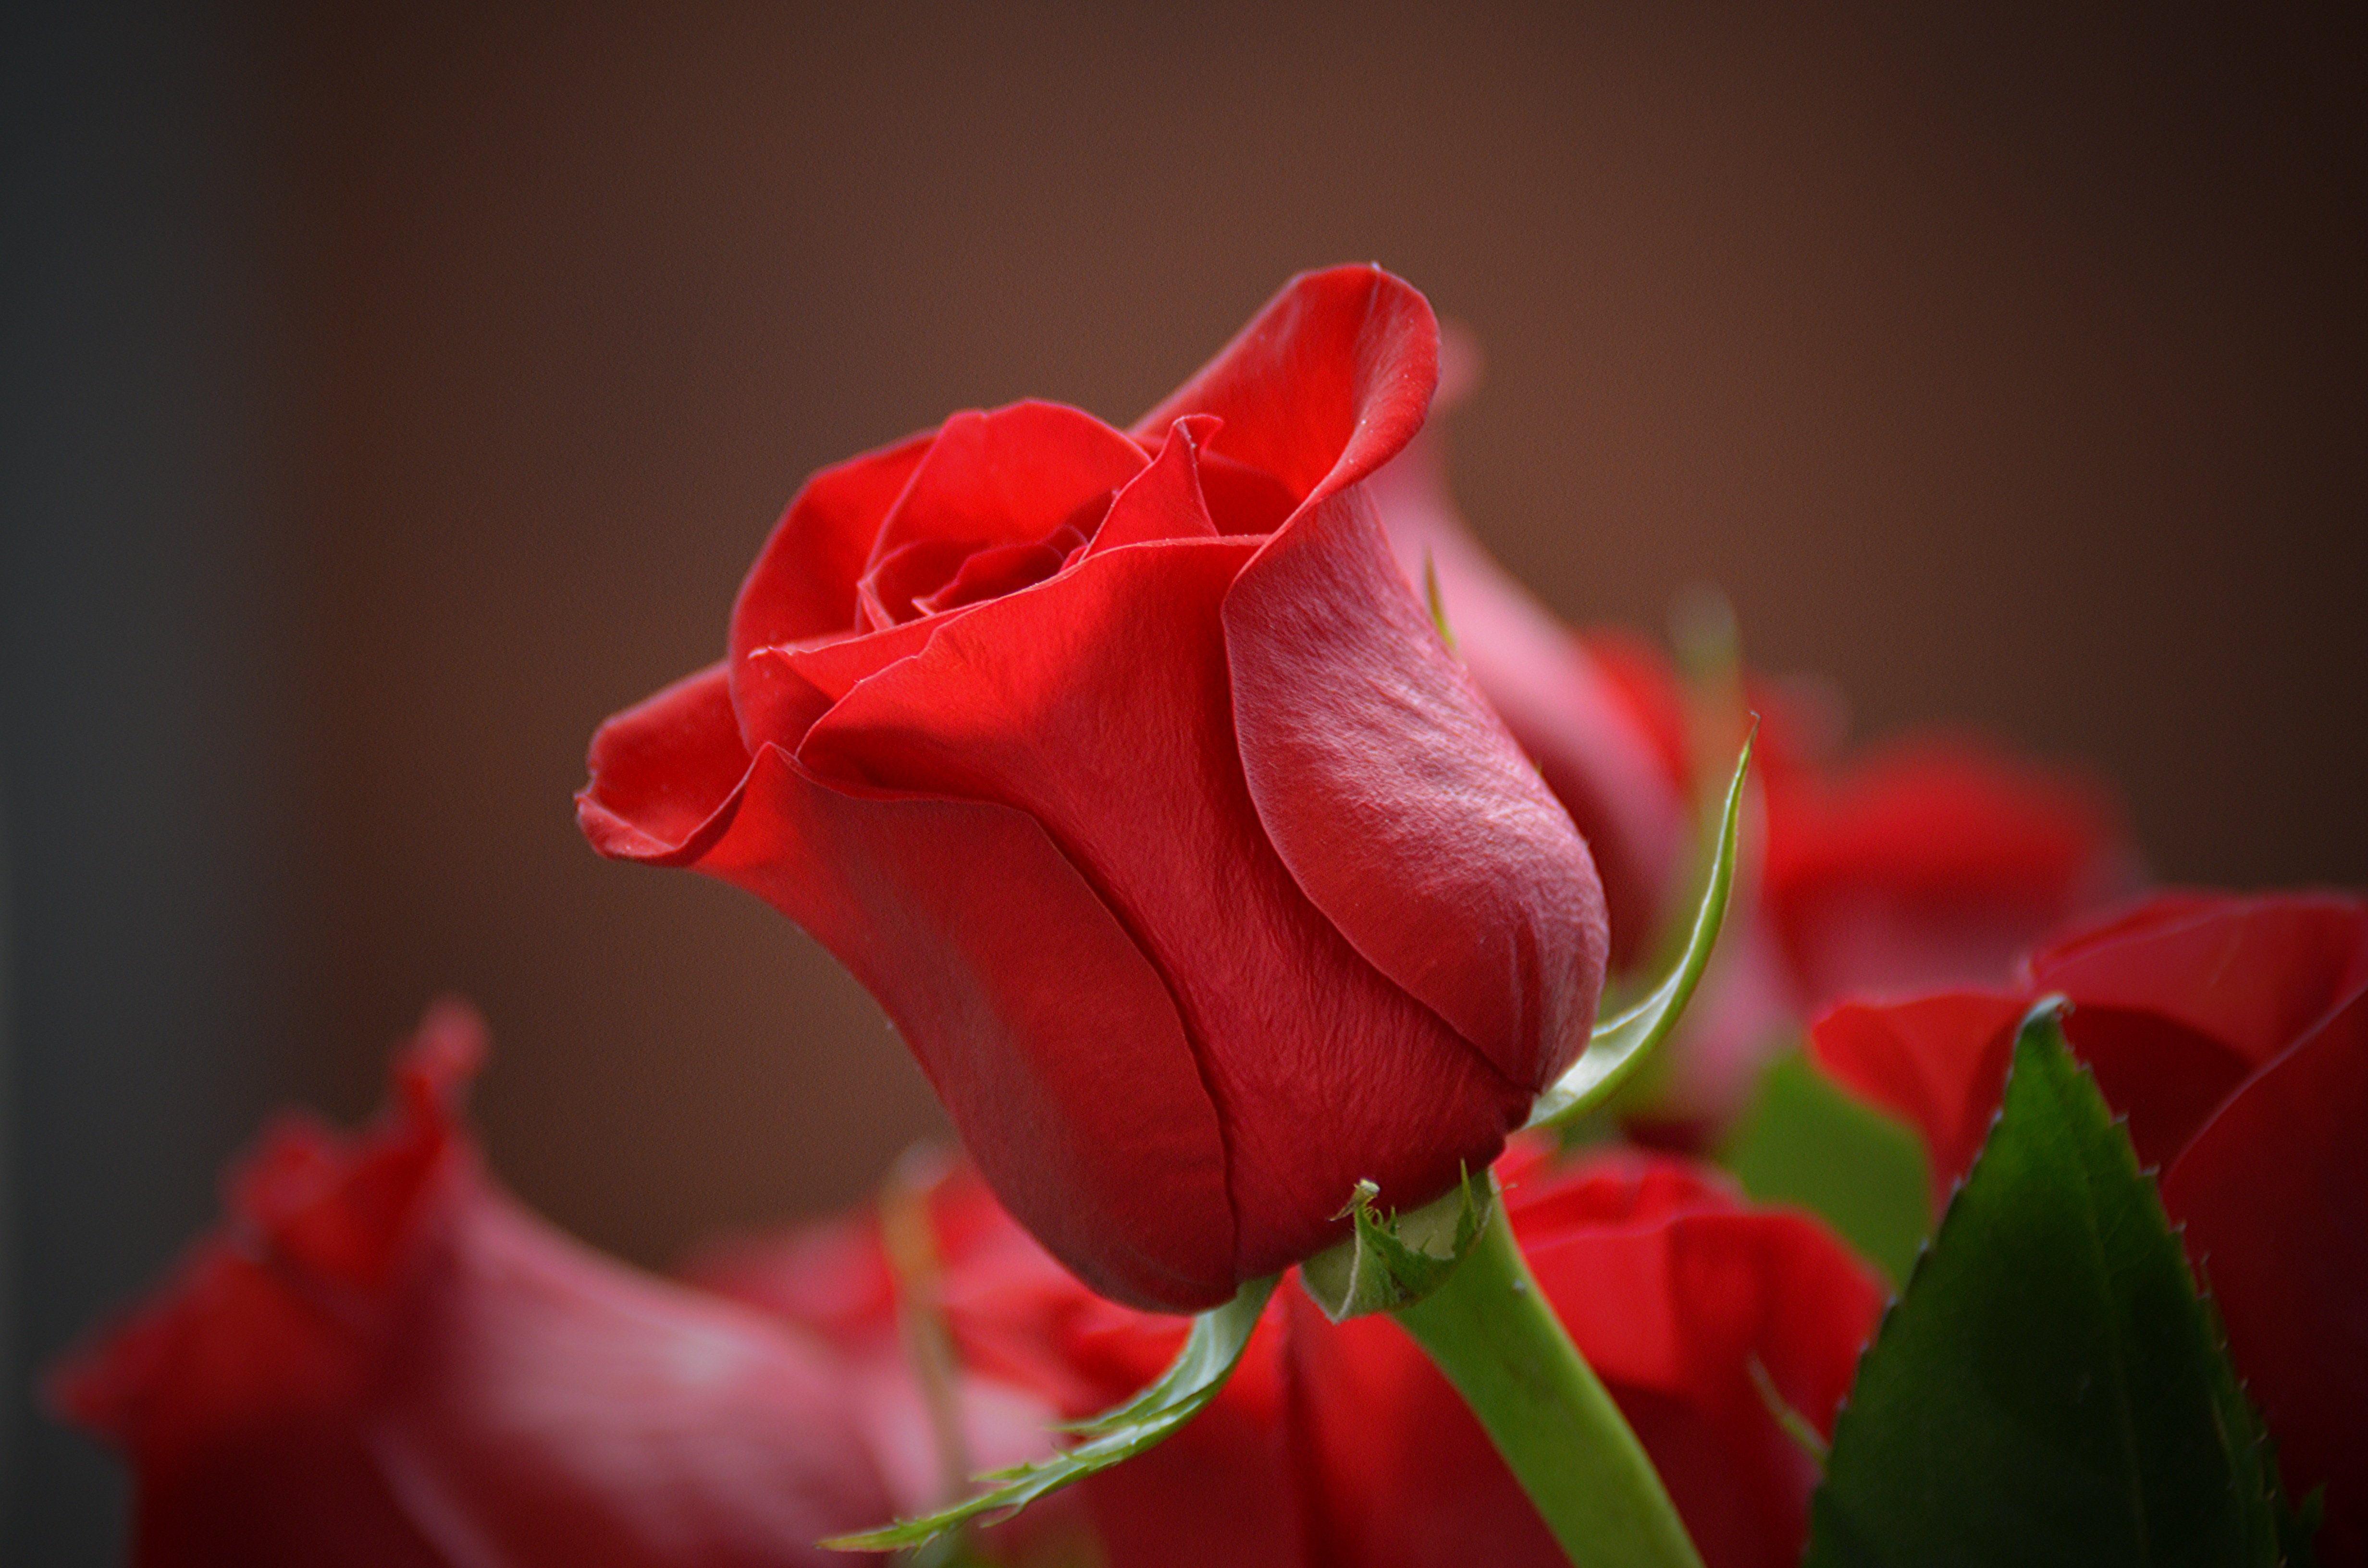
[
  {"x1": 1810, "y1": 992, "x2": 2027, "y2": 1206},
  {"x1": 2025, "y1": 892, "x2": 2368, "y2": 1068},
  {"x1": 1368, "y1": 349, "x2": 1688, "y2": 967},
  {"x1": 367, "y1": 1185, "x2": 895, "y2": 1568},
  {"x1": 713, "y1": 750, "x2": 1237, "y2": 1310},
  {"x1": 1131, "y1": 264, "x2": 1439, "y2": 513},
  {"x1": 579, "y1": 662, "x2": 755, "y2": 867},
  {"x1": 581, "y1": 662, "x2": 1236, "y2": 1309},
  {"x1": 801, "y1": 537, "x2": 1524, "y2": 1279},
  {"x1": 2164, "y1": 987, "x2": 2368, "y2": 1565},
  {"x1": 1224, "y1": 488, "x2": 1609, "y2": 1091}
]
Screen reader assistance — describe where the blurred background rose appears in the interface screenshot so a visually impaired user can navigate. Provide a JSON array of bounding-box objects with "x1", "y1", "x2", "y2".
[{"x1": 5, "y1": 3, "x2": 2363, "y2": 1559}]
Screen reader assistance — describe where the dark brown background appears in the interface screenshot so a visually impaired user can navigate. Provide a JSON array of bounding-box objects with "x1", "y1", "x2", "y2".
[{"x1": 7, "y1": 3, "x2": 2363, "y2": 1556}]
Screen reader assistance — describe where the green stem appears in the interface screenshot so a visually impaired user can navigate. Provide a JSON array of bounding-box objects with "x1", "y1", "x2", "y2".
[{"x1": 1391, "y1": 1197, "x2": 1705, "y2": 1568}]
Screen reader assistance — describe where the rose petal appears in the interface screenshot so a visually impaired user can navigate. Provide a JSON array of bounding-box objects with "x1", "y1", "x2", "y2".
[
  {"x1": 1764, "y1": 737, "x2": 2129, "y2": 1007},
  {"x1": 2025, "y1": 893, "x2": 2368, "y2": 1067},
  {"x1": 1369, "y1": 401, "x2": 1689, "y2": 967},
  {"x1": 368, "y1": 1193, "x2": 891, "y2": 1568},
  {"x1": 578, "y1": 662, "x2": 754, "y2": 868},
  {"x1": 1131, "y1": 265, "x2": 1439, "y2": 516},
  {"x1": 705, "y1": 744, "x2": 1237, "y2": 1310},
  {"x1": 799, "y1": 537, "x2": 1527, "y2": 1278},
  {"x1": 2055, "y1": 1005, "x2": 2255, "y2": 1171},
  {"x1": 2164, "y1": 986, "x2": 2368, "y2": 1565},
  {"x1": 1810, "y1": 992, "x2": 2028, "y2": 1207},
  {"x1": 730, "y1": 429, "x2": 936, "y2": 655},
  {"x1": 1224, "y1": 487, "x2": 1608, "y2": 1091},
  {"x1": 1086, "y1": 416, "x2": 1221, "y2": 556},
  {"x1": 865, "y1": 401, "x2": 1145, "y2": 570}
]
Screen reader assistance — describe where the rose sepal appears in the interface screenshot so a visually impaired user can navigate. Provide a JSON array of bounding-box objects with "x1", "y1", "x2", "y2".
[
  {"x1": 1528, "y1": 724, "x2": 1754, "y2": 1130},
  {"x1": 819, "y1": 1274, "x2": 1279, "y2": 1553},
  {"x1": 1300, "y1": 1168, "x2": 1490, "y2": 1323}
]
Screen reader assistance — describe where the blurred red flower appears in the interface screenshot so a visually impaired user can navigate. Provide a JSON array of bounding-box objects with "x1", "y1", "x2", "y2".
[
  {"x1": 1811, "y1": 891, "x2": 2368, "y2": 1561},
  {"x1": 47, "y1": 1003, "x2": 899, "y2": 1568},
  {"x1": 1372, "y1": 342, "x2": 2130, "y2": 1127},
  {"x1": 701, "y1": 1140, "x2": 1885, "y2": 1568},
  {"x1": 580, "y1": 266, "x2": 1611, "y2": 1311}
]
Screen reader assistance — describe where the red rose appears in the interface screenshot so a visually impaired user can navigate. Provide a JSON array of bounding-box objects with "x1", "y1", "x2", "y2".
[
  {"x1": 580, "y1": 267, "x2": 1610, "y2": 1311},
  {"x1": 1811, "y1": 892, "x2": 2368, "y2": 1561},
  {"x1": 47, "y1": 1003, "x2": 899, "y2": 1568},
  {"x1": 706, "y1": 1143, "x2": 1883, "y2": 1568}
]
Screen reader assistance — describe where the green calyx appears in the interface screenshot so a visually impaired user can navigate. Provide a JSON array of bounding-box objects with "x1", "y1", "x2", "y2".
[{"x1": 1300, "y1": 1169, "x2": 1491, "y2": 1322}]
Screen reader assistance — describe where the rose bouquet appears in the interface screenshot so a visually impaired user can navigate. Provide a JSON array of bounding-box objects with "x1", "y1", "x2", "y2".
[{"x1": 52, "y1": 269, "x2": 2362, "y2": 1566}]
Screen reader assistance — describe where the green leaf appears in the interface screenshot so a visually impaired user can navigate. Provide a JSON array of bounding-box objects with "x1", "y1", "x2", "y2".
[
  {"x1": 1802, "y1": 1003, "x2": 2284, "y2": 1568},
  {"x1": 1719, "y1": 1049, "x2": 1931, "y2": 1287},
  {"x1": 823, "y1": 1275, "x2": 1279, "y2": 1553},
  {"x1": 1528, "y1": 726, "x2": 1752, "y2": 1130}
]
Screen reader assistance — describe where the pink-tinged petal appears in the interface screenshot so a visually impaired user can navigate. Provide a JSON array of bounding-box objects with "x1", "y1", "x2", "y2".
[
  {"x1": 45, "y1": 1010, "x2": 898, "y2": 1568},
  {"x1": 1368, "y1": 361, "x2": 1689, "y2": 968},
  {"x1": 1810, "y1": 992, "x2": 2027, "y2": 1207},
  {"x1": 2164, "y1": 988, "x2": 2368, "y2": 1565},
  {"x1": 695, "y1": 744, "x2": 1237, "y2": 1310},
  {"x1": 866, "y1": 401, "x2": 1146, "y2": 569},
  {"x1": 799, "y1": 538, "x2": 1528, "y2": 1279},
  {"x1": 1647, "y1": 895, "x2": 1813, "y2": 1133},
  {"x1": 1224, "y1": 489, "x2": 1609, "y2": 1091},
  {"x1": 1085, "y1": 416, "x2": 1221, "y2": 556},
  {"x1": 2026, "y1": 892, "x2": 2368, "y2": 1067},
  {"x1": 1763, "y1": 736, "x2": 2132, "y2": 1009},
  {"x1": 1131, "y1": 265, "x2": 1440, "y2": 515},
  {"x1": 366, "y1": 1192, "x2": 890, "y2": 1568},
  {"x1": 730, "y1": 429, "x2": 936, "y2": 655},
  {"x1": 578, "y1": 662, "x2": 754, "y2": 868}
]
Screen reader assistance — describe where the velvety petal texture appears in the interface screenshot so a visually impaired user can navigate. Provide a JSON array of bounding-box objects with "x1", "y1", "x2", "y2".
[
  {"x1": 1806, "y1": 890, "x2": 2368, "y2": 1560},
  {"x1": 46, "y1": 1004, "x2": 898, "y2": 1568},
  {"x1": 580, "y1": 266, "x2": 1613, "y2": 1309},
  {"x1": 1368, "y1": 329, "x2": 1689, "y2": 965}
]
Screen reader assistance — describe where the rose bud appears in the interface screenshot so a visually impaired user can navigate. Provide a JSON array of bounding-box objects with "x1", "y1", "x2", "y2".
[
  {"x1": 706, "y1": 1143, "x2": 1882, "y2": 1568},
  {"x1": 580, "y1": 267, "x2": 1610, "y2": 1311},
  {"x1": 46, "y1": 1002, "x2": 898, "y2": 1568},
  {"x1": 1810, "y1": 892, "x2": 2368, "y2": 1562}
]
